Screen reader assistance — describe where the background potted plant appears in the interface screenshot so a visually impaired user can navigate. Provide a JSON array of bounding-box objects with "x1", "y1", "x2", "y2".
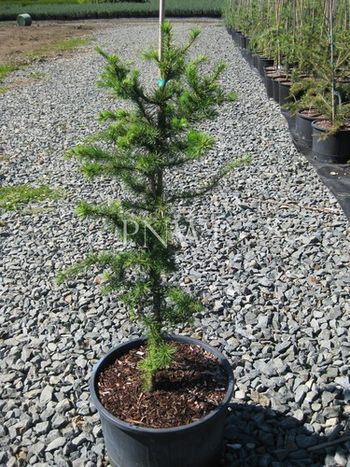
[
  {"x1": 225, "y1": 0, "x2": 350, "y2": 164},
  {"x1": 310, "y1": 0, "x2": 350, "y2": 163},
  {"x1": 58, "y1": 23, "x2": 249, "y2": 467},
  {"x1": 288, "y1": 0, "x2": 350, "y2": 161}
]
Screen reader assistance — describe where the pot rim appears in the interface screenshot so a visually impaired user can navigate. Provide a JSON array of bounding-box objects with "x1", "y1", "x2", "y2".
[
  {"x1": 273, "y1": 76, "x2": 288, "y2": 82},
  {"x1": 90, "y1": 335, "x2": 234, "y2": 435},
  {"x1": 312, "y1": 119, "x2": 350, "y2": 133},
  {"x1": 297, "y1": 108, "x2": 322, "y2": 120},
  {"x1": 279, "y1": 81, "x2": 292, "y2": 87}
]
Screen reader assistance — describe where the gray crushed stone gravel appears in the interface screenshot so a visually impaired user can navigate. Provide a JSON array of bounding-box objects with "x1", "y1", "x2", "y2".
[{"x1": 0, "y1": 20, "x2": 349, "y2": 467}]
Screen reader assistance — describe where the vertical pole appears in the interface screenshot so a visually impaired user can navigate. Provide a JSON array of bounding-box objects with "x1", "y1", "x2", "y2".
[
  {"x1": 329, "y1": 0, "x2": 336, "y2": 124},
  {"x1": 159, "y1": 0, "x2": 165, "y2": 65}
]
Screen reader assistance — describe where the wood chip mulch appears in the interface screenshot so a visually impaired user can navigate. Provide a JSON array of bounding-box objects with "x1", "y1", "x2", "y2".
[{"x1": 97, "y1": 342, "x2": 228, "y2": 429}]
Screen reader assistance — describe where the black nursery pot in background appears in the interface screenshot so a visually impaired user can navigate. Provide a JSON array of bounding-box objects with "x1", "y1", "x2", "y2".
[
  {"x1": 235, "y1": 31, "x2": 243, "y2": 46},
  {"x1": 265, "y1": 72, "x2": 276, "y2": 98},
  {"x1": 90, "y1": 336, "x2": 235, "y2": 467},
  {"x1": 241, "y1": 47, "x2": 249, "y2": 63},
  {"x1": 281, "y1": 109, "x2": 296, "y2": 132},
  {"x1": 312, "y1": 121, "x2": 350, "y2": 164},
  {"x1": 258, "y1": 57, "x2": 274, "y2": 78},
  {"x1": 279, "y1": 81, "x2": 292, "y2": 106},
  {"x1": 295, "y1": 110, "x2": 322, "y2": 148},
  {"x1": 245, "y1": 50, "x2": 254, "y2": 67},
  {"x1": 252, "y1": 54, "x2": 260, "y2": 69},
  {"x1": 272, "y1": 75, "x2": 287, "y2": 103},
  {"x1": 239, "y1": 34, "x2": 247, "y2": 49},
  {"x1": 227, "y1": 28, "x2": 236, "y2": 42}
]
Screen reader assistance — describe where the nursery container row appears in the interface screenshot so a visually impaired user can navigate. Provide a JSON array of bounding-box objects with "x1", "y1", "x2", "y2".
[
  {"x1": 224, "y1": 0, "x2": 350, "y2": 165},
  {"x1": 0, "y1": 0, "x2": 221, "y2": 21}
]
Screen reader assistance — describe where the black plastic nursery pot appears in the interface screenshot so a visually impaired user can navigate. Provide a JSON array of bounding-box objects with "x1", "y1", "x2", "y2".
[
  {"x1": 227, "y1": 27, "x2": 234, "y2": 39},
  {"x1": 239, "y1": 34, "x2": 247, "y2": 49},
  {"x1": 227, "y1": 28, "x2": 235, "y2": 41},
  {"x1": 265, "y1": 73, "x2": 275, "y2": 98},
  {"x1": 336, "y1": 77, "x2": 350, "y2": 103},
  {"x1": 252, "y1": 54, "x2": 259, "y2": 69},
  {"x1": 258, "y1": 57, "x2": 274, "y2": 78},
  {"x1": 295, "y1": 110, "x2": 322, "y2": 148},
  {"x1": 271, "y1": 77, "x2": 280, "y2": 102},
  {"x1": 264, "y1": 67, "x2": 276, "y2": 95},
  {"x1": 254, "y1": 55, "x2": 264, "y2": 74},
  {"x1": 235, "y1": 31, "x2": 243, "y2": 46},
  {"x1": 245, "y1": 50, "x2": 254, "y2": 67},
  {"x1": 278, "y1": 81, "x2": 292, "y2": 106},
  {"x1": 281, "y1": 109, "x2": 296, "y2": 132},
  {"x1": 90, "y1": 336, "x2": 234, "y2": 467},
  {"x1": 312, "y1": 120, "x2": 350, "y2": 164},
  {"x1": 241, "y1": 48, "x2": 249, "y2": 63},
  {"x1": 272, "y1": 75, "x2": 287, "y2": 103}
]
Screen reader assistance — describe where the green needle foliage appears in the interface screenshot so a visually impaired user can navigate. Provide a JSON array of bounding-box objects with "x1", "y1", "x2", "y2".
[{"x1": 58, "y1": 22, "x2": 247, "y2": 392}]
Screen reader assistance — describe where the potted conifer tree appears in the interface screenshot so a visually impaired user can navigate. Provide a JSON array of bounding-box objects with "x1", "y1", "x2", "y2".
[
  {"x1": 58, "y1": 23, "x2": 249, "y2": 467},
  {"x1": 310, "y1": 0, "x2": 350, "y2": 163},
  {"x1": 288, "y1": 0, "x2": 350, "y2": 162}
]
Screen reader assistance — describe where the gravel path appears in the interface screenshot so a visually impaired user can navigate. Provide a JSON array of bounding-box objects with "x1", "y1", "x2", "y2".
[{"x1": 1, "y1": 20, "x2": 349, "y2": 467}]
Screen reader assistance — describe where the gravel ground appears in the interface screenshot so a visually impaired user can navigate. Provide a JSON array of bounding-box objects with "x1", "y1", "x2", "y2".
[{"x1": 1, "y1": 20, "x2": 350, "y2": 467}]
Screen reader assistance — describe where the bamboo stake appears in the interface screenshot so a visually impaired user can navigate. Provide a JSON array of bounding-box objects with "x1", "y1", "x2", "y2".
[
  {"x1": 307, "y1": 434, "x2": 350, "y2": 452},
  {"x1": 158, "y1": 0, "x2": 165, "y2": 64},
  {"x1": 328, "y1": 0, "x2": 336, "y2": 124}
]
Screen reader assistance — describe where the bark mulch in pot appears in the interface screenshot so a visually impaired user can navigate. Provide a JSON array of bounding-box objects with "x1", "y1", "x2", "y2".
[
  {"x1": 97, "y1": 342, "x2": 228, "y2": 429},
  {"x1": 299, "y1": 109, "x2": 322, "y2": 119}
]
